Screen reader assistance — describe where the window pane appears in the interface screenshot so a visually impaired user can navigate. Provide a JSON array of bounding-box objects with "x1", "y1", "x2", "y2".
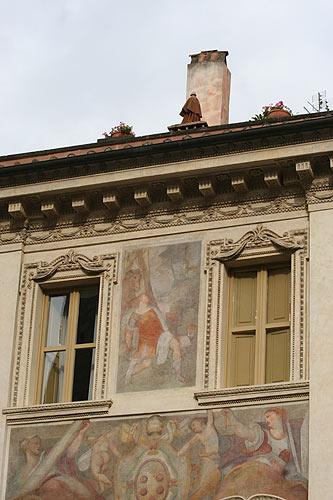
[
  {"x1": 41, "y1": 351, "x2": 65, "y2": 403},
  {"x1": 72, "y1": 348, "x2": 95, "y2": 401},
  {"x1": 231, "y1": 333, "x2": 255, "y2": 386},
  {"x1": 265, "y1": 328, "x2": 290, "y2": 383},
  {"x1": 267, "y1": 267, "x2": 290, "y2": 323},
  {"x1": 46, "y1": 294, "x2": 69, "y2": 346},
  {"x1": 76, "y1": 289, "x2": 99, "y2": 344},
  {"x1": 232, "y1": 271, "x2": 257, "y2": 327}
]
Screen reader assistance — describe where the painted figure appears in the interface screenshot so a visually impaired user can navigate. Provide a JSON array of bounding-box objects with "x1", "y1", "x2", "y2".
[
  {"x1": 213, "y1": 408, "x2": 308, "y2": 500},
  {"x1": 8, "y1": 421, "x2": 104, "y2": 500},
  {"x1": 178, "y1": 410, "x2": 221, "y2": 500},
  {"x1": 118, "y1": 242, "x2": 201, "y2": 392},
  {"x1": 6, "y1": 405, "x2": 308, "y2": 500},
  {"x1": 124, "y1": 293, "x2": 182, "y2": 384},
  {"x1": 89, "y1": 429, "x2": 122, "y2": 494}
]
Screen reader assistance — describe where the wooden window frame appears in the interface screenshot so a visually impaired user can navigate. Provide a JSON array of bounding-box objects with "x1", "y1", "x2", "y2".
[
  {"x1": 10, "y1": 251, "x2": 118, "y2": 408},
  {"x1": 225, "y1": 262, "x2": 291, "y2": 387},
  {"x1": 35, "y1": 285, "x2": 99, "y2": 404},
  {"x1": 203, "y1": 226, "x2": 308, "y2": 392}
]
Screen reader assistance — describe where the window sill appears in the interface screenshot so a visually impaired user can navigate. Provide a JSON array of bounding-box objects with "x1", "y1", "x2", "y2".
[
  {"x1": 3, "y1": 399, "x2": 113, "y2": 425},
  {"x1": 194, "y1": 381, "x2": 309, "y2": 407}
]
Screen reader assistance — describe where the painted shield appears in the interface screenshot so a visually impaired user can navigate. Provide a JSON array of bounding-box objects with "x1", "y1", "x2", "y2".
[
  {"x1": 115, "y1": 443, "x2": 190, "y2": 499},
  {"x1": 134, "y1": 457, "x2": 170, "y2": 499}
]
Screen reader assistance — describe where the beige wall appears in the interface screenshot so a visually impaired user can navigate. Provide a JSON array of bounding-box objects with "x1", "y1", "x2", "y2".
[
  {"x1": 309, "y1": 208, "x2": 333, "y2": 499},
  {"x1": 0, "y1": 247, "x2": 23, "y2": 489}
]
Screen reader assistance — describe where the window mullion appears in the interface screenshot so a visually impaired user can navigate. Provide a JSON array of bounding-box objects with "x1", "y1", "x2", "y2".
[
  {"x1": 225, "y1": 274, "x2": 233, "y2": 387},
  {"x1": 35, "y1": 294, "x2": 50, "y2": 404},
  {"x1": 62, "y1": 291, "x2": 79, "y2": 402},
  {"x1": 255, "y1": 267, "x2": 267, "y2": 384}
]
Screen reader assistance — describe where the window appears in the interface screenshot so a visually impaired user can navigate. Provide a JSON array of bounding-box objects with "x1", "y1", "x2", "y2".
[
  {"x1": 36, "y1": 286, "x2": 99, "y2": 404},
  {"x1": 225, "y1": 264, "x2": 290, "y2": 387}
]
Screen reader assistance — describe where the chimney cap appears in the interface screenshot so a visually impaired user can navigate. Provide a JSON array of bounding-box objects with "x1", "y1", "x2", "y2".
[{"x1": 189, "y1": 50, "x2": 229, "y2": 65}]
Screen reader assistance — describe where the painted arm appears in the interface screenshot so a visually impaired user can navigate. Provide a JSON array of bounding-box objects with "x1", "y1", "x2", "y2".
[
  {"x1": 221, "y1": 409, "x2": 257, "y2": 442},
  {"x1": 178, "y1": 433, "x2": 199, "y2": 456},
  {"x1": 207, "y1": 409, "x2": 214, "y2": 428},
  {"x1": 67, "y1": 420, "x2": 90, "y2": 458}
]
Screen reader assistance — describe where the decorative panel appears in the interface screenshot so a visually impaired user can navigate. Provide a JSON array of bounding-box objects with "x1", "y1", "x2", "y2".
[
  {"x1": 4, "y1": 402, "x2": 308, "y2": 500},
  {"x1": 116, "y1": 240, "x2": 202, "y2": 393}
]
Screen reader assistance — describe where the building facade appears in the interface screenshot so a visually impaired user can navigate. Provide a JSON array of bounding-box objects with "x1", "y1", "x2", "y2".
[{"x1": 0, "y1": 53, "x2": 332, "y2": 500}]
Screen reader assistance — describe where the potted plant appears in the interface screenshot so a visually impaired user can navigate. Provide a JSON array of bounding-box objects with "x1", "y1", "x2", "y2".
[
  {"x1": 103, "y1": 122, "x2": 135, "y2": 138},
  {"x1": 252, "y1": 101, "x2": 292, "y2": 121}
]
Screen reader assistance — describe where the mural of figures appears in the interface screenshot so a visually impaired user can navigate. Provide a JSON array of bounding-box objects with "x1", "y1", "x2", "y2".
[
  {"x1": 117, "y1": 241, "x2": 202, "y2": 392},
  {"x1": 6, "y1": 404, "x2": 308, "y2": 500}
]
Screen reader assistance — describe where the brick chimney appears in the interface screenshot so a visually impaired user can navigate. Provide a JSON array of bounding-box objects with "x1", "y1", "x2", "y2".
[{"x1": 186, "y1": 50, "x2": 231, "y2": 126}]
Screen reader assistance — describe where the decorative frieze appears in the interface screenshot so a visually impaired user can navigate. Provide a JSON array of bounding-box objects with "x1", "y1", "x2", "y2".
[{"x1": 0, "y1": 192, "x2": 309, "y2": 246}]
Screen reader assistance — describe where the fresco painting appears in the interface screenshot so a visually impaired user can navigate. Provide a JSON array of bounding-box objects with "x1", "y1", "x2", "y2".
[
  {"x1": 6, "y1": 404, "x2": 308, "y2": 500},
  {"x1": 117, "y1": 241, "x2": 201, "y2": 393}
]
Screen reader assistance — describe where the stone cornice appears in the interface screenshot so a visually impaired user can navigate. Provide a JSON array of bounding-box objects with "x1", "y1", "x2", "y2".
[
  {"x1": 195, "y1": 381, "x2": 309, "y2": 407},
  {"x1": 3, "y1": 399, "x2": 113, "y2": 425}
]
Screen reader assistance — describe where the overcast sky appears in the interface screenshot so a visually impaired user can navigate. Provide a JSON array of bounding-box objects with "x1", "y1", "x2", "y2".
[{"x1": 1, "y1": 0, "x2": 332, "y2": 156}]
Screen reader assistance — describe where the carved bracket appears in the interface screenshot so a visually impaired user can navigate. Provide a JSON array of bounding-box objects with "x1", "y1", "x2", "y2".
[
  {"x1": 209, "y1": 224, "x2": 302, "y2": 263},
  {"x1": 33, "y1": 249, "x2": 106, "y2": 281}
]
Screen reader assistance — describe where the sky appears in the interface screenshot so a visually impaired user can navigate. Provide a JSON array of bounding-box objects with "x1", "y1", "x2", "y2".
[{"x1": 1, "y1": 0, "x2": 332, "y2": 157}]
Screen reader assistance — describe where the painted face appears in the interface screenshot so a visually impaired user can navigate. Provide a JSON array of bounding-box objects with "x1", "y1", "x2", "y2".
[
  {"x1": 265, "y1": 411, "x2": 280, "y2": 428},
  {"x1": 140, "y1": 294, "x2": 150, "y2": 304},
  {"x1": 190, "y1": 419, "x2": 203, "y2": 433},
  {"x1": 28, "y1": 436, "x2": 41, "y2": 455}
]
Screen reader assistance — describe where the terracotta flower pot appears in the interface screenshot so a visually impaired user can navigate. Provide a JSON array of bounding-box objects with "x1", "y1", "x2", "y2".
[
  {"x1": 267, "y1": 109, "x2": 291, "y2": 118},
  {"x1": 111, "y1": 131, "x2": 129, "y2": 138}
]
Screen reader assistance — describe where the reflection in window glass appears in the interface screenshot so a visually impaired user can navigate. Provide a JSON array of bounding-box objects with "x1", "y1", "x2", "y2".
[
  {"x1": 41, "y1": 351, "x2": 65, "y2": 403},
  {"x1": 46, "y1": 295, "x2": 69, "y2": 347}
]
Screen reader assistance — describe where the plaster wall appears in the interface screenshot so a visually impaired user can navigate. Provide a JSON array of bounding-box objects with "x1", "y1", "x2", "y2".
[
  {"x1": 0, "y1": 248, "x2": 23, "y2": 488},
  {"x1": 9, "y1": 215, "x2": 308, "y2": 418},
  {"x1": 309, "y1": 207, "x2": 333, "y2": 499}
]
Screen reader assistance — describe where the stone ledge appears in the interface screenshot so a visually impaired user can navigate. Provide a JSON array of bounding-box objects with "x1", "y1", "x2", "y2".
[
  {"x1": 167, "y1": 121, "x2": 208, "y2": 132},
  {"x1": 194, "y1": 381, "x2": 309, "y2": 407},
  {"x1": 3, "y1": 399, "x2": 113, "y2": 425}
]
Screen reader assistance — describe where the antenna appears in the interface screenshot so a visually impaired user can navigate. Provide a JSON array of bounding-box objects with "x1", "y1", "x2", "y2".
[{"x1": 304, "y1": 91, "x2": 330, "y2": 113}]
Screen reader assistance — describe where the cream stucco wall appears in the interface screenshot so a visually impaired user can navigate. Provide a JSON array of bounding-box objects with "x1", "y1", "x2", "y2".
[
  {"x1": 309, "y1": 207, "x2": 333, "y2": 499},
  {"x1": 0, "y1": 247, "x2": 23, "y2": 488}
]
